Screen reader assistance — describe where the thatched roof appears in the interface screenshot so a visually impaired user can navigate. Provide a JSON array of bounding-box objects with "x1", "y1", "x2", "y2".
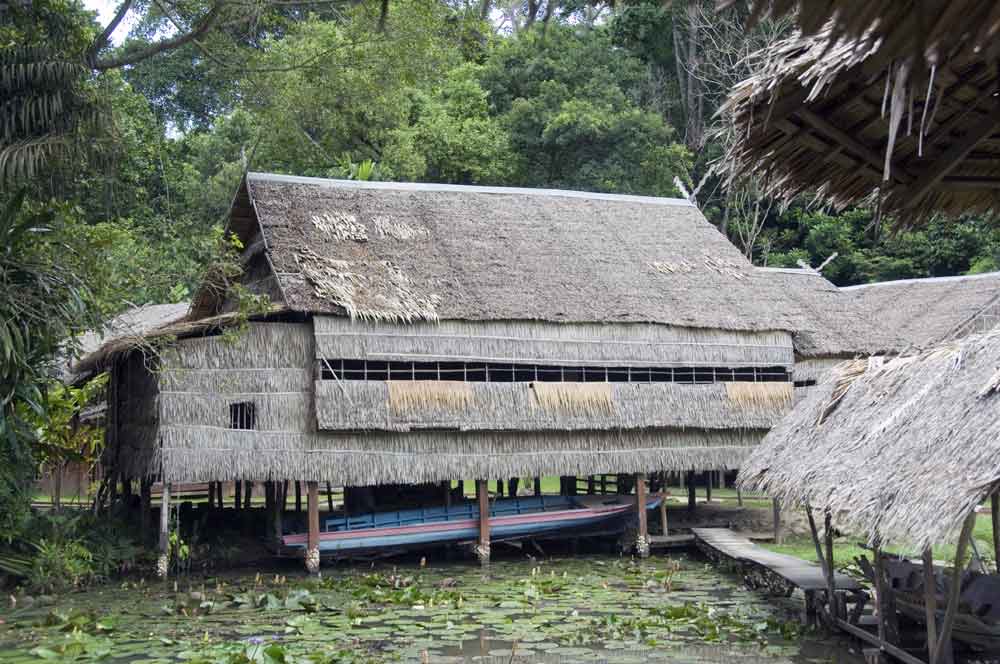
[
  {"x1": 724, "y1": 1, "x2": 1000, "y2": 68},
  {"x1": 844, "y1": 270, "x2": 1000, "y2": 350},
  {"x1": 754, "y1": 267, "x2": 903, "y2": 357},
  {"x1": 70, "y1": 304, "x2": 288, "y2": 382},
  {"x1": 721, "y1": 12, "x2": 1000, "y2": 224},
  {"x1": 68, "y1": 302, "x2": 191, "y2": 382},
  {"x1": 739, "y1": 329, "x2": 1000, "y2": 551},
  {"x1": 209, "y1": 173, "x2": 825, "y2": 335}
]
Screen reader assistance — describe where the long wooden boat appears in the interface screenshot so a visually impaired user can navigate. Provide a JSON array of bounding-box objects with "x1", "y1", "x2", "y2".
[{"x1": 282, "y1": 494, "x2": 661, "y2": 556}]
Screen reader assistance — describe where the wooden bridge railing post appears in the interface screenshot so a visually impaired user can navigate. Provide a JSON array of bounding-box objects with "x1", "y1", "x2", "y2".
[{"x1": 635, "y1": 473, "x2": 649, "y2": 557}]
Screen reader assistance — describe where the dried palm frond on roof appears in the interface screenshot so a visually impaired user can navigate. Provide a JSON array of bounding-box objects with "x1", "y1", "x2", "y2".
[
  {"x1": 739, "y1": 329, "x2": 1000, "y2": 552},
  {"x1": 720, "y1": 1, "x2": 1000, "y2": 68}
]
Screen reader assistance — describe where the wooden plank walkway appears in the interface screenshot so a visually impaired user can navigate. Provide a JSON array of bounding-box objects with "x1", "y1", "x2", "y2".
[{"x1": 692, "y1": 528, "x2": 860, "y2": 592}]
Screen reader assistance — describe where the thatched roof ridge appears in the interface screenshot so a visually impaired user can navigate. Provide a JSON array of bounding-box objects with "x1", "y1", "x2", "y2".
[
  {"x1": 720, "y1": 21, "x2": 1000, "y2": 224},
  {"x1": 227, "y1": 173, "x2": 819, "y2": 335},
  {"x1": 844, "y1": 270, "x2": 1000, "y2": 348},
  {"x1": 739, "y1": 330, "x2": 1000, "y2": 551},
  {"x1": 753, "y1": 267, "x2": 902, "y2": 357}
]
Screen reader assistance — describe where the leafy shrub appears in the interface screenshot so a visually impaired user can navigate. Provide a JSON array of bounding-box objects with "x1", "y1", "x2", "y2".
[{"x1": 28, "y1": 538, "x2": 94, "y2": 593}]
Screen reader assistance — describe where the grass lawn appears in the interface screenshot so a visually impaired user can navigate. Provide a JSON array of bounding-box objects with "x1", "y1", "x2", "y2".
[{"x1": 760, "y1": 512, "x2": 999, "y2": 570}]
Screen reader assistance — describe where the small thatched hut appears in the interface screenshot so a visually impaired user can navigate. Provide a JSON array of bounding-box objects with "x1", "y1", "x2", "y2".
[
  {"x1": 78, "y1": 174, "x2": 816, "y2": 568},
  {"x1": 720, "y1": 2, "x2": 1000, "y2": 225}
]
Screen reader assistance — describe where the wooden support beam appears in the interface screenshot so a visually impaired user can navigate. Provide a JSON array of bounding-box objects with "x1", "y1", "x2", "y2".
[
  {"x1": 476, "y1": 479, "x2": 490, "y2": 565},
  {"x1": 992, "y1": 493, "x2": 1000, "y2": 574},
  {"x1": 244, "y1": 481, "x2": 253, "y2": 510},
  {"x1": 659, "y1": 495, "x2": 668, "y2": 537},
  {"x1": 824, "y1": 512, "x2": 836, "y2": 619},
  {"x1": 295, "y1": 481, "x2": 302, "y2": 513},
  {"x1": 836, "y1": 619, "x2": 927, "y2": 664},
  {"x1": 326, "y1": 482, "x2": 334, "y2": 512},
  {"x1": 705, "y1": 472, "x2": 712, "y2": 502},
  {"x1": 139, "y1": 478, "x2": 152, "y2": 546},
  {"x1": 234, "y1": 480, "x2": 242, "y2": 511},
  {"x1": 932, "y1": 511, "x2": 977, "y2": 664},
  {"x1": 806, "y1": 506, "x2": 832, "y2": 626},
  {"x1": 687, "y1": 472, "x2": 696, "y2": 511},
  {"x1": 799, "y1": 108, "x2": 913, "y2": 184},
  {"x1": 305, "y1": 481, "x2": 320, "y2": 573},
  {"x1": 533, "y1": 477, "x2": 541, "y2": 496},
  {"x1": 443, "y1": 481, "x2": 451, "y2": 509},
  {"x1": 902, "y1": 105, "x2": 1000, "y2": 203},
  {"x1": 157, "y1": 482, "x2": 171, "y2": 578},
  {"x1": 772, "y1": 498, "x2": 783, "y2": 544},
  {"x1": 923, "y1": 547, "x2": 938, "y2": 663},
  {"x1": 635, "y1": 473, "x2": 649, "y2": 558}
]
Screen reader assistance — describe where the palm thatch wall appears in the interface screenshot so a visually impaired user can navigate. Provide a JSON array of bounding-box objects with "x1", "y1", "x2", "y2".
[
  {"x1": 315, "y1": 316, "x2": 795, "y2": 368},
  {"x1": 739, "y1": 330, "x2": 1000, "y2": 552},
  {"x1": 160, "y1": 428, "x2": 765, "y2": 486},
  {"x1": 148, "y1": 318, "x2": 784, "y2": 484},
  {"x1": 313, "y1": 380, "x2": 791, "y2": 432}
]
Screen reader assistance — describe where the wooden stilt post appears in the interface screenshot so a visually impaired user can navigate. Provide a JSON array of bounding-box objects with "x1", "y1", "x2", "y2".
[
  {"x1": 443, "y1": 481, "x2": 452, "y2": 508},
  {"x1": 244, "y1": 481, "x2": 253, "y2": 510},
  {"x1": 295, "y1": 481, "x2": 302, "y2": 513},
  {"x1": 157, "y1": 482, "x2": 171, "y2": 578},
  {"x1": 476, "y1": 480, "x2": 490, "y2": 565},
  {"x1": 139, "y1": 478, "x2": 152, "y2": 545},
  {"x1": 659, "y1": 495, "x2": 668, "y2": 536},
  {"x1": 234, "y1": 480, "x2": 242, "y2": 511},
  {"x1": 772, "y1": 498, "x2": 783, "y2": 544},
  {"x1": 705, "y1": 472, "x2": 712, "y2": 502},
  {"x1": 587, "y1": 475, "x2": 595, "y2": 494},
  {"x1": 305, "y1": 481, "x2": 320, "y2": 573},
  {"x1": 533, "y1": 477, "x2": 541, "y2": 496},
  {"x1": 992, "y1": 493, "x2": 1000, "y2": 574},
  {"x1": 824, "y1": 511, "x2": 837, "y2": 619},
  {"x1": 207, "y1": 481, "x2": 215, "y2": 510},
  {"x1": 327, "y1": 482, "x2": 334, "y2": 512},
  {"x1": 686, "y1": 471, "x2": 696, "y2": 511},
  {"x1": 806, "y1": 506, "x2": 830, "y2": 626},
  {"x1": 635, "y1": 473, "x2": 649, "y2": 557},
  {"x1": 496, "y1": 479, "x2": 504, "y2": 497},
  {"x1": 932, "y1": 512, "x2": 977, "y2": 664},
  {"x1": 737, "y1": 488, "x2": 744, "y2": 507},
  {"x1": 273, "y1": 482, "x2": 283, "y2": 544},
  {"x1": 923, "y1": 547, "x2": 937, "y2": 663},
  {"x1": 600, "y1": 475, "x2": 607, "y2": 494}
]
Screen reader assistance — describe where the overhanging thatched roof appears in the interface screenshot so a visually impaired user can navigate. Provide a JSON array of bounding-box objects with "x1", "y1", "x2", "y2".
[
  {"x1": 739, "y1": 330, "x2": 1000, "y2": 551},
  {"x1": 202, "y1": 173, "x2": 825, "y2": 335},
  {"x1": 721, "y1": 12, "x2": 1000, "y2": 224},
  {"x1": 68, "y1": 302, "x2": 191, "y2": 382},
  {"x1": 844, "y1": 270, "x2": 1000, "y2": 350},
  {"x1": 70, "y1": 304, "x2": 288, "y2": 382},
  {"x1": 723, "y1": 1, "x2": 1000, "y2": 68}
]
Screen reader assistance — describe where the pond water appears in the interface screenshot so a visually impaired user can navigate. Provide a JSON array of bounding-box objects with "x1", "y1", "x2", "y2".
[{"x1": 0, "y1": 553, "x2": 865, "y2": 663}]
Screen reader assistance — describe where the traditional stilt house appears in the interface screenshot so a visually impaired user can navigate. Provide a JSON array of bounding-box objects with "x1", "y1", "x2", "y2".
[{"x1": 76, "y1": 174, "x2": 817, "y2": 569}]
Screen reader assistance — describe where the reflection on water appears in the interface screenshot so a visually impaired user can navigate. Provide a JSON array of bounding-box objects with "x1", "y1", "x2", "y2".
[{"x1": 0, "y1": 553, "x2": 865, "y2": 663}]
